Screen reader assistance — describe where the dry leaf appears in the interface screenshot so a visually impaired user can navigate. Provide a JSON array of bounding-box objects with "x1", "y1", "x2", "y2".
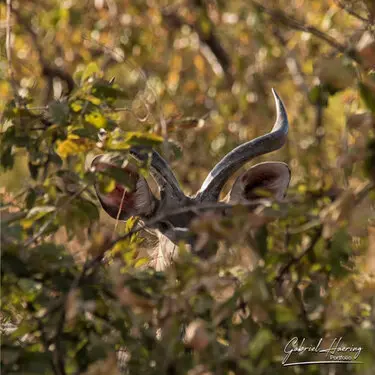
[
  {"x1": 357, "y1": 31, "x2": 375, "y2": 70},
  {"x1": 347, "y1": 112, "x2": 375, "y2": 131},
  {"x1": 184, "y1": 319, "x2": 210, "y2": 351},
  {"x1": 82, "y1": 353, "x2": 120, "y2": 375},
  {"x1": 315, "y1": 57, "x2": 355, "y2": 90}
]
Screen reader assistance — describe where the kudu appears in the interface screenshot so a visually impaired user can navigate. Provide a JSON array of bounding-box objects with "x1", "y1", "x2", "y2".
[{"x1": 91, "y1": 89, "x2": 290, "y2": 270}]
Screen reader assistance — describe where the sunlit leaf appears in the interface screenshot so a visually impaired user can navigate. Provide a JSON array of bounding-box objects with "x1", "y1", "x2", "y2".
[
  {"x1": 85, "y1": 111, "x2": 107, "y2": 128},
  {"x1": 81, "y1": 62, "x2": 101, "y2": 83},
  {"x1": 123, "y1": 132, "x2": 163, "y2": 147}
]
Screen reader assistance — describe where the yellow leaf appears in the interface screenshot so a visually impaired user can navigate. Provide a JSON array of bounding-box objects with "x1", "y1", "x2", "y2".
[
  {"x1": 167, "y1": 71, "x2": 180, "y2": 91},
  {"x1": 85, "y1": 111, "x2": 107, "y2": 128},
  {"x1": 170, "y1": 54, "x2": 182, "y2": 71},
  {"x1": 71, "y1": 101, "x2": 83, "y2": 112},
  {"x1": 86, "y1": 95, "x2": 101, "y2": 105},
  {"x1": 194, "y1": 55, "x2": 206, "y2": 74},
  {"x1": 134, "y1": 257, "x2": 149, "y2": 268},
  {"x1": 56, "y1": 136, "x2": 95, "y2": 158}
]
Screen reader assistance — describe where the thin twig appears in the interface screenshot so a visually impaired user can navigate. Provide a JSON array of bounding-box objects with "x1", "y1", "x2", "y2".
[
  {"x1": 315, "y1": 88, "x2": 325, "y2": 165},
  {"x1": 23, "y1": 184, "x2": 90, "y2": 247},
  {"x1": 334, "y1": 0, "x2": 369, "y2": 23},
  {"x1": 288, "y1": 218, "x2": 321, "y2": 234},
  {"x1": 249, "y1": 0, "x2": 361, "y2": 65},
  {"x1": 162, "y1": 8, "x2": 232, "y2": 81},
  {"x1": 5, "y1": 0, "x2": 19, "y2": 104},
  {"x1": 53, "y1": 309, "x2": 67, "y2": 375},
  {"x1": 37, "y1": 319, "x2": 61, "y2": 375},
  {"x1": 273, "y1": 29, "x2": 310, "y2": 98},
  {"x1": 276, "y1": 227, "x2": 323, "y2": 284},
  {"x1": 294, "y1": 284, "x2": 315, "y2": 334},
  {"x1": 354, "y1": 181, "x2": 375, "y2": 205}
]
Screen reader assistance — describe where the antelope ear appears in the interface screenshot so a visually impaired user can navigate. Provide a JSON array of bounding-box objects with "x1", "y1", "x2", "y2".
[
  {"x1": 91, "y1": 155, "x2": 157, "y2": 221},
  {"x1": 227, "y1": 162, "x2": 290, "y2": 203}
]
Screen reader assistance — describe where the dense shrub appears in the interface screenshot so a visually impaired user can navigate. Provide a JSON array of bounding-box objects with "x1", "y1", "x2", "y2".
[{"x1": 1, "y1": 1, "x2": 375, "y2": 374}]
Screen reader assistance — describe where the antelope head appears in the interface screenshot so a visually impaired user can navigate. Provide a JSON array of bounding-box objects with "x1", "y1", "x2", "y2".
[{"x1": 92, "y1": 90, "x2": 290, "y2": 270}]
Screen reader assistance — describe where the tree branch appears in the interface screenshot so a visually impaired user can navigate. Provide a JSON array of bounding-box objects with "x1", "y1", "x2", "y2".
[
  {"x1": 276, "y1": 227, "x2": 323, "y2": 284},
  {"x1": 37, "y1": 319, "x2": 61, "y2": 375},
  {"x1": 12, "y1": 8, "x2": 75, "y2": 96},
  {"x1": 334, "y1": 0, "x2": 370, "y2": 23},
  {"x1": 162, "y1": 9, "x2": 232, "y2": 82},
  {"x1": 23, "y1": 184, "x2": 90, "y2": 247},
  {"x1": 249, "y1": 0, "x2": 362, "y2": 65},
  {"x1": 5, "y1": 0, "x2": 20, "y2": 105}
]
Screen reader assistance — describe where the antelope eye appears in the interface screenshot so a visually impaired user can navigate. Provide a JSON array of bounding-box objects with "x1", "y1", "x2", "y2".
[{"x1": 159, "y1": 221, "x2": 172, "y2": 232}]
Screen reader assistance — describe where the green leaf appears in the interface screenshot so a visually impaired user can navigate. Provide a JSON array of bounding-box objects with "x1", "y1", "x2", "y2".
[
  {"x1": 255, "y1": 226, "x2": 268, "y2": 257},
  {"x1": 25, "y1": 189, "x2": 37, "y2": 210},
  {"x1": 248, "y1": 329, "x2": 274, "y2": 359},
  {"x1": 92, "y1": 81, "x2": 129, "y2": 100},
  {"x1": 99, "y1": 165, "x2": 138, "y2": 191},
  {"x1": 28, "y1": 162, "x2": 39, "y2": 180},
  {"x1": 124, "y1": 132, "x2": 163, "y2": 147},
  {"x1": 364, "y1": 138, "x2": 375, "y2": 179},
  {"x1": 1, "y1": 252, "x2": 29, "y2": 277},
  {"x1": 329, "y1": 228, "x2": 351, "y2": 277},
  {"x1": 308, "y1": 85, "x2": 329, "y2": 107},
  {"x1": 81, "y1": 62, "x2": 101, "y2": 83},
  {"x1": 17, "y1": 352, "x2": 53, "y2": 374},
  {"x1": 48, "y1": 100, "x2": 70, "y2": 125},
  {"x1": 165, "y1": 140, "x2": 183, "y2": 160},
  {"x1": 26, "y1": 206, "x2": 56, "y2": 220},
  {"x1": 1, "y1": 346, "x2": 20, "y2": 365},
  {"x1": 71, "y1": 124, "x2": 99, "y2": 140},
  {"x1": 18, "y1": 278, "x2": 41, "y2": 295},
  {"x1": 75, "y1": 199, "x2": 100, "y2": 221},
  {"x1": 1, "y1": 146, "x2": 14, "y2": 170},
  {"x1": 274, "y1": 305, "x2": 297, "y2": 323}
]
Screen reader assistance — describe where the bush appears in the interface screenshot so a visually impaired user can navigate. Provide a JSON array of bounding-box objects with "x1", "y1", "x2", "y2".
[{"x1": 1, "y1": 1, "x2": 375, "y2": 374}]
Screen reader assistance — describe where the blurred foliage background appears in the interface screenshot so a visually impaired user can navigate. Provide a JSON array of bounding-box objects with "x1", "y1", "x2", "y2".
[{"x1": 1, "y1": 0, "x2": 375, "y2": 374}]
